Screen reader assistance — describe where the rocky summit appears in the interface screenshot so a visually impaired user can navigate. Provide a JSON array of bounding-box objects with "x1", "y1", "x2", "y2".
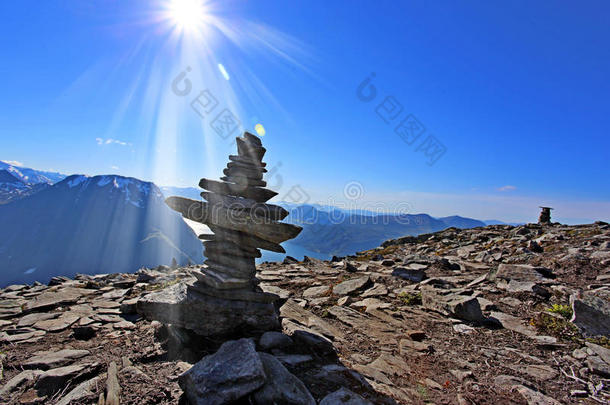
[{"x1": 1, "y1": 221, "x2": 610, "y2": 404}]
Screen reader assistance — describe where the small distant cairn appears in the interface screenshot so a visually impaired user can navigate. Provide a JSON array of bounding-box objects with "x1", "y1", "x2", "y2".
[
  {"x1": 138, "y1": 132, "x2": 302, "y2": 337},
  {"x1": 538, "y1": 206, "x2": 553, "y2": 224}
]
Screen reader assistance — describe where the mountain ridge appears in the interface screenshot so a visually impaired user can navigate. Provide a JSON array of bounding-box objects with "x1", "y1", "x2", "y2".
[
  {"x1": 0, "y1": 174, "x2": 203, "y2": 286},
  {"x1": 0, "y1": 160, "x2": 66, "y2": 185}
]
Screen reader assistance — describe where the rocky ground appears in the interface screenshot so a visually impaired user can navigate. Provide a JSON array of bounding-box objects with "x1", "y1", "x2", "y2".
[{"x1": 1, "y1": 221, "x2": 609, "y2": 404}]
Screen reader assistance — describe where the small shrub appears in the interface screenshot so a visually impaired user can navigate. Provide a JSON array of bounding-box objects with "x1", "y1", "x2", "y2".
[
  {"x1": 399, "y1": 292, "x2": 422, "y2": 306},
  {"x1": 546, "y1": 304, "x2": 573, "y2": 319},
  {"x1": 355, "y1": 245, "x2": 398, "y2": 261},
  {"x1": 146, "y1": 278, "x2": 181, "y2": 291},
  {"x1": 416, "y1": 384, "x2": 428, "y2": 399},
  {"x1": 530, "y1": 312, "x2": 580, "y2": 342},
  {"x1": 586, "y1": 336, "x2": 610, "y2": 349}
]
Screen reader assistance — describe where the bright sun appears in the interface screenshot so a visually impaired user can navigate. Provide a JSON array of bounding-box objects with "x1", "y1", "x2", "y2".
[{"x1": 166, "y1": 0, "x2": 209, "y2": 33}]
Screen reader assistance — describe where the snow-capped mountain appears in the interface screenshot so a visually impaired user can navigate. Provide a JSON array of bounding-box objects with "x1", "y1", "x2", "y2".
[
  {"x1": 60, "y1": 174, "x2": 163, "y2": 209},
  {"x1": 0, "y1": 161, "x2": 67, "y2": 205},
  {"x1": 0, "y1": 169, "x2": 51, "y2": 205},
  {"x1": 0, "y1": 174, "x2": 204, "y2": 286},
  {"x1": 0, "y1": 160, "x2": 66, "y2": 185},
  {"x1": 0, "y1": 170, "x2": 27, "y2": 191}
]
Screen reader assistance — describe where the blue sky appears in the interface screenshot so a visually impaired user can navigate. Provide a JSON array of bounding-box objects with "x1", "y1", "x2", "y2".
[{"x1": 1, "y1": 0, "x2": 609, "y2": 223}]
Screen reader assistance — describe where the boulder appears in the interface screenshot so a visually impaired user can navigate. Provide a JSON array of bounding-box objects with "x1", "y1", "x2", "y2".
[
  {"x1": 513, "y1": 384, "x2": 561, "y2": 405},
  {"x1": 345, "y1": 262, "x2": 359, "y2": 272},
  {"x1": 319, "y1": 387, "x2": 374, "y2": 405},
  {"x1": 501, "y1": 280, "x2": 551, "y2": 298},
  {"x1": 55, "y1": 374, "x2": 104, "y2": 405},
  {"x1": 302, "y1": 285, "x2": 331, "y2": 298},
  {"x1": 570, "y1": 291, "x2": 610, "y2": 336},
  {"x1": 105, "y1": 361, "x2": 120, "y2": 405},
  {"x1": 280, "y1": 299, "x2": 344, "y2": 339},
  {"x1": 490, "y1": 311, "x2": 537, "y2": 337},
  {"x1": 493, "y1": 263, "x2": 554, "y2": 283},
  {"x1": 35, "y1": 362, "x2": 101, "y2": 396},
  {"x1": 421, "y1": 287, "x2": 485, "y2": 322},
  {"x1": 586, "y1": 356, "x2": 610, "y2": 377},
  {"x1": 259, "y1": 331, "x2": 293, "y2": 351},
  {"x1": 17, "y1": 312, "x2": 60, "y2": 327},
  {"x1": 275, "y1": 354, "x2": 313, "y2": 367},
  {"x1": 251, "y1": 353, "x2": 315, "y2": 405},
  {"x1": 392, "y1": 267, "x2": 426, "y2": 282},
  {"x1": 368, "y1": 353, "x2": 411, "y2": 376},
  {"x1": 32, "y1": 313, "x2": 80, "y2": 332},
  {"x1": 178, "y1": 339, "x2": 266, "y2": 405},
  {"x1": 585, "y1": 342, "x2": 610, "y2": 364},
  {"x1": 332, "y1": 276, "x2": 372, "y2": 296},
  {"x1": 399, "y1": 339, "x2": 433, "y2": 353},
  {"x1": 291, "y1": 329, "x2": 335, "y2": 356},
  {"x1": 361, "y1": 284, "x2": 388, "y2": 298},
  {"x1": 23, "y1": 287, "x2": 94, "y2": 313},
  {"x1": 24, "y1": 349, "x2": 90, "y2": 370},
  {"x1": 0, "y1": 370, "x2": 43, "y2": 400}
]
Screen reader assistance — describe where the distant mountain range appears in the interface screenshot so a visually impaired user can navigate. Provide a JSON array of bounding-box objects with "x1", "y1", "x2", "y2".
[
  {"x1": 0, "y1": 170, "x2": 203, "y2": 286},
  {"x1": 483, "y1": 219, "x2": 524, "y2": 226},
  {"x1": 0, "y1": 161, "x2": 515, "y2": 285},
  {"x1": 158, "y1": 187, "x2": 494, "y2": 260},
  {"x1": 271, "y1": 205, "x2": 486, "y2": 259}
]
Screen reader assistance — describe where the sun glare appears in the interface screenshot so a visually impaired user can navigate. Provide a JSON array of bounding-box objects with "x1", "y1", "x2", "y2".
[{"x1": 166, "y1": 0, "x2": 209, "y2": 33}]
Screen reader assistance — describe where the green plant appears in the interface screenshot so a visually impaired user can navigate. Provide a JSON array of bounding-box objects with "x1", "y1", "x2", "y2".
[
  {"x1": 546, "y1": 304, "x2": 573, "y2": 319},
  {"x1": 0, "y1": 350, "x2": 5, "y2": 381},
  {"x1": 354, "y1": 245, "x2": 399, "y2": 261},
  {"x1": 586, "y1": 336, "x2": 610, "y2": 349},
  {"x1": 146, "y1": 278, "x2": 181, "y2": 291},
  {"x1": 398, "y1": 292, "x2": 422, "y2": 306},
  {"x1": 530, "y1": 312, "x2": 580, "y2": 342},
  {"x1": 415, "y1": 384, "x2": 428, "y2": 399}
]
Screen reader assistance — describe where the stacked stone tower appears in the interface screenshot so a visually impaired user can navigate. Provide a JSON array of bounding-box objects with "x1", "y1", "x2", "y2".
[{"x1": 138, "y1": 132, "x2": 302, "y2": 336}]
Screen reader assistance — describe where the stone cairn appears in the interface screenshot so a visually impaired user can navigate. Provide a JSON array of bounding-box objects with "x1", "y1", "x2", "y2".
[
  {"x1": 538, "y1": 206, "x2": 553, "y2": 224},
  {"x1": 138, "y1": 132, "x2": 302, "y2": 336}
]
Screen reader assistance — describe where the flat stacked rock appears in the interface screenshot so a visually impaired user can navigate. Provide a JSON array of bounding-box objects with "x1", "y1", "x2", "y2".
[{"x1": 138, "y1": 132, "x2": 302, "y2": 337}]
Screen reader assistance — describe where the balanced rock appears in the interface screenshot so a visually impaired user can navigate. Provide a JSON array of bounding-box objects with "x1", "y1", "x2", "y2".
[{"x1": 139, "y1": 132, "x2": 302, "y2": 337}]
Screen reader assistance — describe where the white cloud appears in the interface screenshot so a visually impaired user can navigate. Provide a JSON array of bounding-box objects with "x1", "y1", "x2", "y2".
[
  {"x1": 497, "y1": 185, "x2": 517, "y2": 192},
  {"x1": 110, "y1": 165, "x2": 119, "y2": 170},
  {"x1": 96, "y1": 138, "x2": 131, "y2": 146},
  {"x1": 4, "y1": 160, "x2": 23, "y2": 167}
]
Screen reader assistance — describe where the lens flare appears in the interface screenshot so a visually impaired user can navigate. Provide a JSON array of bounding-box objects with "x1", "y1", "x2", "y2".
[
  {"x1": 165, "y1": 0, "x2": 209, "y2": 34},
  {"x1": 218, "y1": 63, "x2": 230, "y2": 80},
  {"x1": 255, "y1": 123, "x2": 266, "y2": 136}
]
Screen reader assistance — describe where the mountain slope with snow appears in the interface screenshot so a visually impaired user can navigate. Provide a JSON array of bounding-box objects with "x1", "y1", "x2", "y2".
[
  {"x1": 0, "y1": 160, "x2": 66, "y2": 185},
  {"x1": 0, "y1": 174, "x2": 203, "y2": 286},
  {"x1": 0, "y1": 169, "x2": 51, "y2": 205}
]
